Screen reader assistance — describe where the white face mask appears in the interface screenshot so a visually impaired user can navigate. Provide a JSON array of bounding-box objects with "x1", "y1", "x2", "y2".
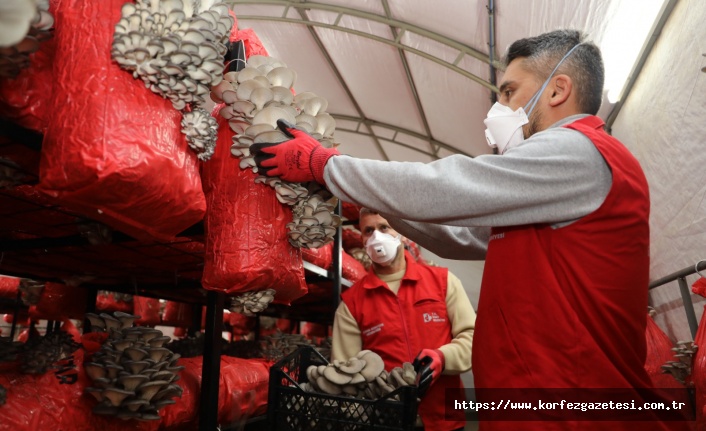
[
  {"x1": 365, "y1": 230, "x2": 402, "y2": 266},
  {"x1": 484, "y1": 102, "x2": 529, "y2": 154}
]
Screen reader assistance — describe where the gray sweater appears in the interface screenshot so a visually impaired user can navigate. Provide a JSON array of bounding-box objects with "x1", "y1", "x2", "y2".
[{"x1": 323, "y1": 114, "x2": 612, "y2": 260}]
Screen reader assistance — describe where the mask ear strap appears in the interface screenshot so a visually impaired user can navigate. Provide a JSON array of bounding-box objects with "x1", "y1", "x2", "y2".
[{"x1": 524, "y1": 43, "x2": 583, "y2": 116}]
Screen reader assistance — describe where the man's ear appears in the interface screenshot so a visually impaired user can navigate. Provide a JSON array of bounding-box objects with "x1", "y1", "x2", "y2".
[{"x1": 548, "y1": 74, "x2": 572, "y2": 107}]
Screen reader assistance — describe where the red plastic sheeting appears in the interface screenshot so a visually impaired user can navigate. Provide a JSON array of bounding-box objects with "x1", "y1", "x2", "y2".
[
  {"x1": 159, "y1": 356, "x2": 271, "y2": 430},
  {"x1": 0, "y1": 275, "x2": 20, "y2": 299},
  {"x1": 693, "y1": 305, "x2": 706, "y2": 430},
  {"x1": 29, "y1": 282, "x2": 87, "y2": 321},
  {"x1": 134, "y1": 296, "x2": 161, "y2": 326},
  {"x1": 201, "y1": 115, "x2": 307, "y2": 304},
  {"x1": 302, "y1": 243, "x2": 333, "y2": 270},
  {"x1": 224, "y1": 311, "x2": 256, "y2": 336},
  {"x1": 96, "y1": 292, "x2": 133, "y2": 313},
  {"x1": 0, "y1": 347, "x2": 270, "y2": 431},
  {"x1": 693, "y1": 278, "x2": 706, "y2": 298},
  {"x1": 302, "y1": 322, "x2": 330, "y2": 339},
  {"x1": 342, "y1": 251, "x2": 367, "y2": 283},
  {"x1": 162, "y1": 302, "x2": 206, "y2": 328},
  {"x1": 341, "y1": 202, "x2": 362, "y2": 224},
  {"x1": 342, "y1": 228, "x2": 364, "y2": 251},
  {"x1": 644, "y1": 314, "x2": 687, "y2": 390},
  {"x1": 301, "y1": 244, "x2": 367, "y2": 284},
  {"x1": 235, "y1": 28, "x2": 269, "y2": 58},
  {"x1": 38, "y1": 0, "x2": 205, "y2": 242},
  {"x1": 0, "y1": 26, "x2": 55, "y2": 133}
]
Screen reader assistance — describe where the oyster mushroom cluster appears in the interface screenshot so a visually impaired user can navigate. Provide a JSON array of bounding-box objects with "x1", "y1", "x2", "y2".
[
  {"x1": 112, "y1": 0, "x2": 233, "y2": 160},
  {"x1": 181, "y1": 107, "x2": 218, "y2": 160},
  {"x1": 261, "y1": 333, "x2": 314, "y2": 362},
  {"x1": 287, "y1": 192, "x2": 342, "y2": 249},
  {"x1": 18, "y1": 277, "x2": 45, "y2": 305},
  {"x1": 302, "y1": 350, "x2": 416, "y2": 401},
  {"x1": 230, "y1": 288, "x2": 276, "y2": 316},
  {"x1": 661, "y1": 340, "x2": 698, "y2": 385},
  {"x1": 211, "y1": 54, "x2": 341, "y2": 249},
  {"x1": 21, "y1": 330, "x2": 81, "y2": 374},
  {"x1": 0, "y1": 0, "x2": 54, "y2": 79},
  {"x1": 84, "y1": 312, "x2": 184, "y2": 421}
]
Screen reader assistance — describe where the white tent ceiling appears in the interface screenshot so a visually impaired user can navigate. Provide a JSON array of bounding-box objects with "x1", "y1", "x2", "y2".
[{"x1": 228, "y1": 0, "x2": 706, "y2": 339}]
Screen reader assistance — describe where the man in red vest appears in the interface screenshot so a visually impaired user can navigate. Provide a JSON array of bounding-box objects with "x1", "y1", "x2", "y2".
[
  {"x1": 252, "y1": 29, "x2": 686, "y2": 430},
  {"x1": 331, "y1": 208, "x2": 475, "y2": 431}
]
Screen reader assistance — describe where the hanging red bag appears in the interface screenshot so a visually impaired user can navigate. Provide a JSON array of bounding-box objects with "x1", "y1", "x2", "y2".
[
  {"x1": 159, "y1": 356, "x2": 270, "y2": 430},
  {"x1": 95, "y1": 291, "x2": 133, "y2": 313},
  {"x1": 133, "y1": 295, "x2": 161, "y2": 326},
  {"x1": 162, "y1": 301, "x2": 194, "y2": 328},
  {"x1": 38, "y1": 0, "x2": 205, "y2": 242},
  {"x1": 342, "y1": 251, "x2": 367, "y2": 283},
  {"x1": 644, "y1": 313, "x2": 687, "y2": 389},
  {"x1": 0, "y1": 23, "x2": 55, "y2": 133},
  {"x1": 0, "y1": 275, "x2": 20, "y2": 299},
  {"x1": 692, "y1": 305, "x2": 706, "y2": 430},
  {"x1": 29, "y1": 282, "x2": 87, "y2": 321},
  {"x1": 201, "y1": 115, "x2": 307, "y2": 304},
  {"x1": 302, "y1": 243, "x2": 333, "y2": 270}
]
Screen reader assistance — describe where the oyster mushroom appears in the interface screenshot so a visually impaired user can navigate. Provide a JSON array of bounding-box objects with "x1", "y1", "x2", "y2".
[
  {"x1": 323, "y1": 364, "x2": 353, "y2": 385},
  {"x1": 358, "y1": 351, "x2": 385, "y2": 383},
  {"x1": 102, "y1": 388, "x2": 135, "y2": 407},
  {"x1": 118, "y1": 374, "x2": 150, "y2": 391}
]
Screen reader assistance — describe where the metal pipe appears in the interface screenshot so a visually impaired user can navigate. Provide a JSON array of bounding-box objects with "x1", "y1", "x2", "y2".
[
  {"x1": 199, "y1": 290, "x2": 224, "y2": 431},
  {"x1": 649, "y1": 260, "x2": 706, "y2": 289},
  {"x1": 487, "y1": 0, "x2": 497, "y2": 104}
]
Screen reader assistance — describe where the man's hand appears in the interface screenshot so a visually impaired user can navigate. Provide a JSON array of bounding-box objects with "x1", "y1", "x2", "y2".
[
  {"x1": 250, "y1": 119, "x2": 339, "y2": 184},
  {"x1": 412, "y1": 348, "x2": 445, "y2": 398}
]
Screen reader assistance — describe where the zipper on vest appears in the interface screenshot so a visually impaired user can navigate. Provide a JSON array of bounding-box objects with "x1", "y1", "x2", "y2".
[{"x1": 395, "y1": 296, "x2": 414, "y2": 361}]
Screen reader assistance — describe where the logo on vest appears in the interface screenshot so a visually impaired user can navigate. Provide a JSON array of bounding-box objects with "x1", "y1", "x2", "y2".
[
  {"x1": 422, "y1": 312, "x2": 445, "y2": 323},
  {"x1": 488, "y1": 232, "x2": 505, "y2": 242},
  {"x1": 362, "y1": 323, "x2": 384, "y2": 337}
]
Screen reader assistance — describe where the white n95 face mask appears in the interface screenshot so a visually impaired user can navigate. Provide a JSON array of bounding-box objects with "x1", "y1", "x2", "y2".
[
  {"x1": 483, "y1": 102, "x2": 529, "y2": 155},
  {"x1": 365, "y1": 230, "x2": 402, "y2": 266}
]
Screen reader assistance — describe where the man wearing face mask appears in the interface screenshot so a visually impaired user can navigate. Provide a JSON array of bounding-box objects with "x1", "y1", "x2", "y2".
[
  {"x1": 252, "y1": 29, "x2": 680, "y2": 430},
  {"x1": 331, "y1": 208, "x2": 475, "y2": 431}
]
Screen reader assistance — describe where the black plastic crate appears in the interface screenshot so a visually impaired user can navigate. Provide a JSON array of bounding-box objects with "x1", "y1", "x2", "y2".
[{"x1": 267, "y1": 346, "x2": 419, "y2": 431}]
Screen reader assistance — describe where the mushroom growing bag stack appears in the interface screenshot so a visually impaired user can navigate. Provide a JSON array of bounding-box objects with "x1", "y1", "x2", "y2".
[
  {"x1": 201, "y1": 115, "x2": 307, "y2": 304},
  {"x1": 38, "y1": 0, "x2": 205, "y2": 241}
]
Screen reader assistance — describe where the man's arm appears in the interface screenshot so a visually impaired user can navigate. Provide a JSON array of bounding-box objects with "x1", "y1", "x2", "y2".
[
  {"x1": 325, "y1": 121, "x2": 611, "y2": 229},
  {"x1": 331, "y1": 301, "x2": 363, "y2": 361},
  {"x1": 437, "y1": 271, "x2": 475, "y2": 374},
  {"x1": 386, "y1": 217, "x2": 489, "y2": 260}
]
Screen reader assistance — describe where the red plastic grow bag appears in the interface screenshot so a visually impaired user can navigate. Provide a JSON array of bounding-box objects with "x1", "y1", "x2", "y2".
[
  {"x1": 201, "y1": 115, "x2": 307, "y2": 304},
  {"x1": 38, "y1": 0, "x2": 205, "y2": 242}
]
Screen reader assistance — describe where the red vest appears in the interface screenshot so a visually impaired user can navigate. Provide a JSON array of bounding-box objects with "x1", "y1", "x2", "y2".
[
  {"x1": 474, "y1": 116, "x2": 679, "y2": 430},
  {"x1": 343, "y1": 251, "x2": 466, "y2": 431}
]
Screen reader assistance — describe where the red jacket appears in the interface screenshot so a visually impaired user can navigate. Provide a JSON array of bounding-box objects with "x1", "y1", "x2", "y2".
[
  {"x1": 343, "y1": 251, "x2": 466, "y2": 430},
  {"x1": 474, "y1": 116, "x2": 679, "y2": 430}
]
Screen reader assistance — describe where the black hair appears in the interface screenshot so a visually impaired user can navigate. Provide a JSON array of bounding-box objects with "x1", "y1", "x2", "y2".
[{"x1": 504, "y1": 29, "x2": 605, "y2": 115}]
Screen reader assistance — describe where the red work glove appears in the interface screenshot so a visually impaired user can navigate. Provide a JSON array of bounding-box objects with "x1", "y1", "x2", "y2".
[
  {"x1": 412, "y1": 348, "x2": 445, "y2": 398},
  {"x1": 251, "y1": 119, "x2": 340, "y2": 184}
]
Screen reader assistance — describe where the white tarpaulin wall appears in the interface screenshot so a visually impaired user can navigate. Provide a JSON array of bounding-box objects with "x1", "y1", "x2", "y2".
[{"x1": 230, "y1": 0, "x2": 706, "y2": 341}]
